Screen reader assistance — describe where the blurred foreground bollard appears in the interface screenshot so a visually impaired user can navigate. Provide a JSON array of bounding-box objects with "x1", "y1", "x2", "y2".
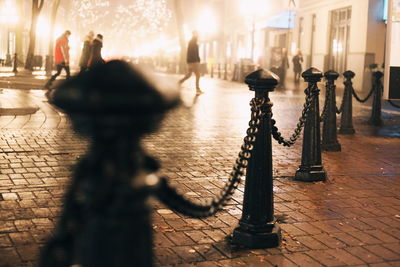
[
  {"x1": 231, "y1": 69, "x2": 281, "y2": 248},
  {"x1": 39, "y1": 60, "x2": 179, "y2": 267},
  {"x1": 368, "y1": 71, "x2": 383, "y2": 126},
  {"x1": 295, "y1": 68, "x2": 327, "y2": 182},
  {"x1": 339, "y1": 71, "x2": 356, "y2": 134},
  {"x1": 321, "y1": 70, "x2": 341, "y2": 151}
]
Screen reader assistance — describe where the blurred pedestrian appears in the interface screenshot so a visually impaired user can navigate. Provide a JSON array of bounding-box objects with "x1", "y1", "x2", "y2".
[
  {"x1": 179, "y1": 31, "x2": 203, "y2": 95},
  {"x1": 87, "y1": 34, "x2": 105, "y2": 69},
  {"x1": 79, "y1": 31, "x2": 94, "y2": 73},
  {"x1": 45, "y1": 30, "x2": 71, "y2": 89},
  {"x1": 292, "y1": 49, "x2": 303, "y2": 83},
  {"x1": 279, "y1": 48, "x2": 289, "y2": 88}
]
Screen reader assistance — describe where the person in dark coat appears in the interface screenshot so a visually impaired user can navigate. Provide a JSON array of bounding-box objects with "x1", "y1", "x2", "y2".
[
  {"x1": 292, "y1": 49, "x2": 303, "y2": 83},
  {"x1": 179, "y1": 31, "x2": 203, "y2": 94},
  {"x1": 79, "y1": 31, "x2": 94, "y2": 73},
  {"x1": 279, "y1": 48, "x2": 289, "y2": 88},
  {"x1": 87, "y1": 34, "x2": 105, "y2": 69}
]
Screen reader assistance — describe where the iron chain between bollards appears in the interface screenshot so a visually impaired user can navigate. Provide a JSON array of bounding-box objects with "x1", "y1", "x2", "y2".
[
  {"x1": 270, "y1": 85, "x2": 316, "y2": 147},
  {"x1": 156, "y1": 97, "x2": 266, "y2": 218},
  {"x1": 352, "y1": 85, "x2": 375, "y2": 103},
  {"x1": 388, "y1": 100, "x2": 400, "y2": 109},
  {"x1": 336, "y1": 93, "x2": 345, "y2": 114},
  {"x1": 320, "y1": 82, "x2": 332, "y2": 121}
]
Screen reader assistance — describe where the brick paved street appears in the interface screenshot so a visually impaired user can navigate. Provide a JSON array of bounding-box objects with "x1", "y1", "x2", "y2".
[{"x1": 0, "y1": 71, "x2": 399, "y2": 266}]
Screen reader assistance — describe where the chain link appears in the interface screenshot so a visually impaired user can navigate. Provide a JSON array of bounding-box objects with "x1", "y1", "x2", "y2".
[
  {"x1": 270, "y1": 84, "x2": 316, "y2": 147},
  {"x1": 155, "y1": 98, "x2": 266, "y2": 218},
  {"x1": 388, "y1": 100, "x2": 400, "y2": 109},
  {"x1": 336, "y1": 89, "x2": 345, "y2": 114},
  {"x1": 352, "y1": 83, "x2": 375, "y2": 103},
  {"x1": 320, "y1": 83, "x2": 331, "y2": 121}
]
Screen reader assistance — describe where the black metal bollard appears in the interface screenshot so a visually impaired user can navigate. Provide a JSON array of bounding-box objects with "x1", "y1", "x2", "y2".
[
  {"x1": 339, "y1": 71, "x2": 356, "y2": 134},
  {"x1": 321, "y1": 70, "x2": 341, "y2": 151},
  {"x1": 231, "y1": 69, "x2": 281, "y2": 248},
  {"x1": 12, "y1": 53, "x2": 18, "y2": 73},
  {"x1": 295, "y1": 68, "x2": 327, "y2": 182},
  {"x1": 39, "y1": 60, "x2": 179, "y2": 267},
  {"x1": 368, "y1": 71, "x2": 383, "y2": 126}
]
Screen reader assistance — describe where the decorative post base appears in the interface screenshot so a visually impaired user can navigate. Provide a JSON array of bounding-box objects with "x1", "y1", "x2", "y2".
[
  {"x1": 368, "y1": 118, "x2": 383, "y2": 126},
  {"x1": 295, "y1": 165, "x2": 327, "y2": 182},
  {"x1": 232, "y1": 223, "x2": 281, "y2": 249},
  {"x1": 338, "y1": 127, "x2": 355, "y2": 134},
  {"x1": 321, "y1": 142, "x2": 341, "y2": 152}
]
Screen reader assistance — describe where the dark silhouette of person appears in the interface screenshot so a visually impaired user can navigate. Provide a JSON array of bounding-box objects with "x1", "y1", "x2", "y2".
[
  {"x1": 87, "y1": 34, "x2": 105, "y2": 69},
  {"x1": 79, "y1": 31, "x2": 94, "y2": 73},
  {"x1": 292, "y1": 49, "x2": 304, "y2": 83},
  {"x1": 179, "y1": 31, "x2": 203, "y2": 94},
  {"x1": 279, "y1": 48, "x2": 289, "y2": 88}
]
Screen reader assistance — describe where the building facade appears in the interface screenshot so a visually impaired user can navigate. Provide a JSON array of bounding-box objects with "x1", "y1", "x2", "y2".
[
  {"x1": 292, "y1": 0, "x2": 386, "y2": 91},
  {"x1": 190, "y1": 0, "x2": 387, "y2": 92}
]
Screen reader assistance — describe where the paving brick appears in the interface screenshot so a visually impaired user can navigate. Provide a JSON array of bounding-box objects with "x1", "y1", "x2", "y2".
[
  {"x1": 364, "y1": 244, "x2": 400, "y2": 261},
  {"x1": 9, "y1": 232, "x2": 35, "y2": 247},
  {"x1": 285, "y1": 252, "x2": 323, "y2": 266},
  {"x1": 295, "y1": 235, "x2": 328, "y2": 250},
  {"x1": 1, "y1": 76, "x2": 400, "y2": 266},
  {"x1": 165, "y1": 231, "x2": 196, "y2": 246},
  {"x1": 311, "y1": 233, "x2": 346, "y2": 249},
  {"x1": 0, "y1": 234, "x2": 12, "y2": 247},
  {"x1": 345, "y1": 246, "x2": 384, "y2": 264},
  {"x1": 325, "y1": 248, "x2": 365, "y2": 265}
]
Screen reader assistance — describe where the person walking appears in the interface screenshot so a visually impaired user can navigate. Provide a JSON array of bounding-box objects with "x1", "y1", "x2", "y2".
[
  {"x1": 45, "y1": 30, "x2": 71, "y2": 89},
  {"x1": 87, "y1": 34, "x2": 105, "y2": 69},
  {"x1": 292, "y1": 49, "x2": 303, "y2": 83},
  {"x1": 179, "y1": 31, "x2": 203, "y2": 95},
  {"x1": 79, "y1": 31, "x2": 94, "y2": 73},
  {"x1": 279, "y1": 48, "x2": 289, "y2": 88}
]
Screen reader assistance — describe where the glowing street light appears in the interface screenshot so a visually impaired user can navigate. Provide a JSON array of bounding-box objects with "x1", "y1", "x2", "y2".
[
  {"x1": 195, "y1": 7, "x2": 218, "y2": 36},
  {"x1": 238, "y1": 0, "x2": 268, "y2": 62},
  {"x1": 0, "y1": 0, "x2": 19, "y2": 65}
]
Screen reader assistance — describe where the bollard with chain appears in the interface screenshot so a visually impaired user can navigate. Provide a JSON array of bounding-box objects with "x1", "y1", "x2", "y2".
[
  {"x1": 12, "y1": 53, "x2": 18, "y2": 73},
  {"x1": 368, "y1": 71, "x2": 383, "y2": 126},
  {"x1": 321, "y1": 70, "x2": 341, "y2": 151},
  {"x1": 231, "y1": 69, "x2": 281, "y2": 248},
  {"x1": 294, "y1": 67, "x2": 327, "y2": 182},
  {"x1": 39, "y1": 61, "x2": 179, "y2": 267},
  {"x1": 339, "y1": 70, "x2": 356, "y2": 134}
]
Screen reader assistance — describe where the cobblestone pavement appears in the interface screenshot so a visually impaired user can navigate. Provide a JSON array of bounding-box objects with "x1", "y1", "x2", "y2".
[{"x1": 0, "y1": 72, "x2": 399, "y2": 266}]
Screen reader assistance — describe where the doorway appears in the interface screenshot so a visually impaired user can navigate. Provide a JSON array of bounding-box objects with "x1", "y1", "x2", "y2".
[{"x1": 328, "y1": 7, "x2": 351, "y2": 73}]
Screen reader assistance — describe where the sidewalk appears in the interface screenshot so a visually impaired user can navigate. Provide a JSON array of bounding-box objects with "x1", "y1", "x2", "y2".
[{"x1": 0, "y1": 74, "x2": 399, "y2": 266}]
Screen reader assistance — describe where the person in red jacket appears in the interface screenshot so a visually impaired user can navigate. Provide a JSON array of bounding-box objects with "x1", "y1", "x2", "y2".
[{"x1": 45, "y1": 30, "x2": 71, "y2": 89}]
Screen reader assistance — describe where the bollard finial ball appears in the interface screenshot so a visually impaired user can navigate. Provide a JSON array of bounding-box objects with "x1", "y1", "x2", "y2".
[
  {"x1": 324, "y1": 70, "x2": 339, "y2": 80},
  {"x1": 343, "y1": 70, "x2": 355, "y2": 79},
  {"x1": 302, "y1": 67, "x2": 323, "y2": 82},
  {"x1": 245, "y1": 68, "x2": 279, "y2": 91},
  {"x1": 373, "y1": 71, "x2": 383, "y2": 79}
]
